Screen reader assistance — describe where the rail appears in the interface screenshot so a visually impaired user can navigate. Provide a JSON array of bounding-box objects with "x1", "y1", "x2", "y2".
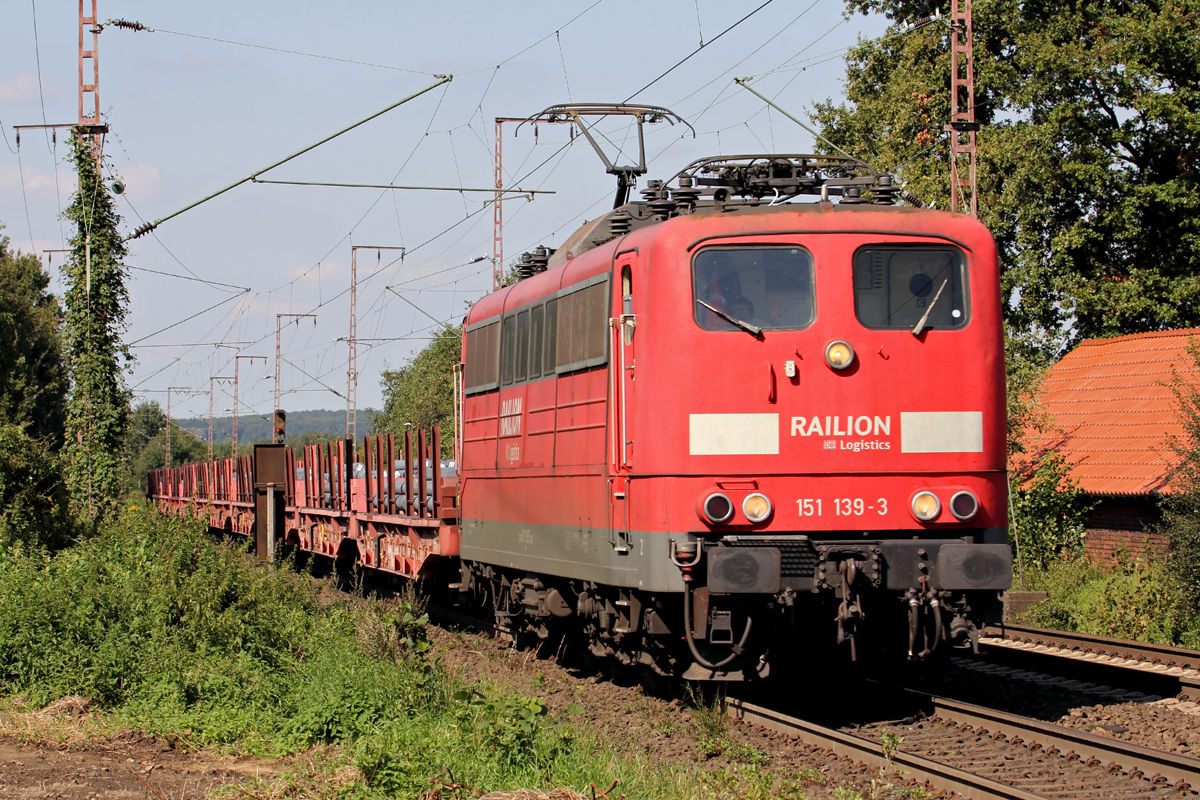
[
  {"x1": 987, "y1": 623, "x2": 1200, "y2": 672},
  {"x1": 982, "y1": 622, "x2": 1200, "y2": 701}
]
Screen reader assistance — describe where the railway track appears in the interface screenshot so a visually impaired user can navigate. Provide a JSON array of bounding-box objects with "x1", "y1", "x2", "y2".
[
  {"x1": 729, "y1": 689, "x2": 1200, "y2": 799},
  {"x1": 980, "y1": 623, "x2": 1200, "y2": 702}
]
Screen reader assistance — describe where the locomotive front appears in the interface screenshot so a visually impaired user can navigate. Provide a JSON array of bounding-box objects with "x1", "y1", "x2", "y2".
[{"x1": 617, "y1": 167, "x2": 1010, "y2": 680}]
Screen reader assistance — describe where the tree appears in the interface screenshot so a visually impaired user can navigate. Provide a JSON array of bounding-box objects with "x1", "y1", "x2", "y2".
[
  {"x1": 372, "y1": 325, "x2": 461, "y2": 459},
  {"x1": 1161, "y1": 338, "x2": 1200, "y2": 611},
  {"x1": 1011, "y1": 453, "x2": 1089, "y2": 570},
  {"x1": 814, "y1": 0, "x2": 1200, "y2": 358},
  {"x1": 124, "y1": 402, "x2": 209, "y2": 494},
  {"x1": 0, "y1": 423, "x2": 69, "y2": 549},
  {"x1": 61, "y1": 133, "x2": 132, "y2": 521},
  {"x1": 0, "y1": 226, "x2": 66, "y2": 444}
]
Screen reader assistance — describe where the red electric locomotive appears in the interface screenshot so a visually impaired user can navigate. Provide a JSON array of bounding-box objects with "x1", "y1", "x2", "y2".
[{"x1": 452, "y1": 108, "x2": 1010, "y2": 680}]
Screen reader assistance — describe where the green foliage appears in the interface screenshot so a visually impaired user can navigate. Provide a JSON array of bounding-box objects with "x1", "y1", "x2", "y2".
[
  {"x1": 1161, "y1": 337, "x2": 1200, "y2": 614},
  {"x1": 0, "y1": 424, "x2": 69, "y2": 549},
  {"x1": 0, "y1": 227, "x2": 66, "y2": 445},
  {"x1": 1021, "y1": 555, "x2": 1198, "y2": 646},
  {"x1": 124, "y1": 401, "x2": 208, "y2": 494},
  {"x1": 451, "y1": 688, "x2": 566, "y2": 769},
  {"x1": 373, "y1": 325, "x2": 461, "y2": 459},
  {"x1": 1011, "y1": 453, "x2": 1089, "y2": 570},
  {"x1": 1005, "y1": 332, "x2": 1051, "y2": 457},
  {"x1": 816, "y1": 0, "x2": 1200, "y2": 358},
  {"x1": 879, "y1": 730, "x2": 903, "y2": 763},
  {"x1": 61, "y1": 132, "x2": 132, "y2": 521},
  {"x1": 0, "y1": 509, "x2": 706, "y2": 798}
]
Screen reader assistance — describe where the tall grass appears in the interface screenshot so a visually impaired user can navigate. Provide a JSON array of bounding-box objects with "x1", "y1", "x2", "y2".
[{"x1": 0, "y1": 508, "x2": 710, "y2": 797}]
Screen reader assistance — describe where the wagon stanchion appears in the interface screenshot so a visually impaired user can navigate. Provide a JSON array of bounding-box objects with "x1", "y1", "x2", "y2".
[
  {"x1": 404, "y1": 430, "x2": 413, "y2": 516},
  {"x1": 418, "y1": 429, "x2": 428, "y2": 518},
  {"x1": 387, "y1": 434, "x2": 396, "y2": 515},
  {"x1": 432, "y1": 426, "x2": 442, "y2": 518}
]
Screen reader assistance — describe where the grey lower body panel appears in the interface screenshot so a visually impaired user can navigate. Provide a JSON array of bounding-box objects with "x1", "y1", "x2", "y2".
[{"x1": 461, "y1": 518, "x2": 688, "y2": 593}]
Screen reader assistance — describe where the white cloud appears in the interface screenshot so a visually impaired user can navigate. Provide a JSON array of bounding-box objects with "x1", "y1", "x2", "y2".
[
  {"x1": 117, "y1": 163, "x2": 167, "y2": 203},
  {"x1": 0, "y1": 73, "x2": 42, "y2": 103},
  {"x1": 0, "y1": 164, "x2": 76, "y2": 200}
]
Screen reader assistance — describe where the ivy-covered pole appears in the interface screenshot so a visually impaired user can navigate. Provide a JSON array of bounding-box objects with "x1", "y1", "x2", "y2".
[{"x1": 61, "y1": 130, "x2": 131, "y2": 521}]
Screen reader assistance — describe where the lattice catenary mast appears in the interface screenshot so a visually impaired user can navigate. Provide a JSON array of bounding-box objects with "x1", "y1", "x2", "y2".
[
  {"x1": 276, "y1": 314, "x2": 316, "y2": 441},
  {"x1": 947, "y1": 0, "x2": 978, "y2": 216},
  {"x1": 493, "y1": 118, "x2": 525, "y2": 291},
  {"x1": 232, "y1": 355, "x2": 265, "y2": 456},
  {"x1": 348, "y1": 246, "x2": 404, "y2": 439}
]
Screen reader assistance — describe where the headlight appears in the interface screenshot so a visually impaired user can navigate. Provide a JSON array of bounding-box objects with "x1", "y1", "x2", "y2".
[
  {"x1": 911, "y1": 491, "x2": 941, "y2": 521},
  {"x1": 701, "y1": 492, "x2": 734, "y2": 524},
  {"x1": 825, "y1": 340, "x2": 855, "y2": 370},
  {"x1": 950, "y1": 490, "x2": 979, "y2": 521},
  {"x1": 742, "y1": 493, "x2": 773, "y2": 523}
]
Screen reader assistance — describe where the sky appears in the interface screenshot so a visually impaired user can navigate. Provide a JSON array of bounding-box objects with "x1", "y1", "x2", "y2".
[{"x1": 0, "y1": 0, "x2": 889, "y2": 427}]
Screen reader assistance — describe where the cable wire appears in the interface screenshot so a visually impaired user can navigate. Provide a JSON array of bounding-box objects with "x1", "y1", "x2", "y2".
[{"x1": 624, "y1": 0, "x2": 778, "y2": 101}]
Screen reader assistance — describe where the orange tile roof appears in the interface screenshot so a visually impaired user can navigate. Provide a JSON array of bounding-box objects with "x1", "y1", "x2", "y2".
[{"x1": 1020, "y1": 329, "x2": 1200, "y2": 496}]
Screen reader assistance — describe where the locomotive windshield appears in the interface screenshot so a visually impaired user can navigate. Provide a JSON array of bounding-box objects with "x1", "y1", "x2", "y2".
[
  {"x1": 853, "y1": 246, "x2": 969, "y2": 330},
  {"x1": 692, "y1": 247, "x2": 815, "y2": 331}
]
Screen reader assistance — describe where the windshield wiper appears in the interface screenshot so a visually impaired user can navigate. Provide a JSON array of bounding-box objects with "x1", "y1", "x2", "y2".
[
  {"x1": 912, "y1": 279, "x2": 949, "y2": 336},
  {"x1": 696, "y1": 299, "x2": 762, "y2": 337}
]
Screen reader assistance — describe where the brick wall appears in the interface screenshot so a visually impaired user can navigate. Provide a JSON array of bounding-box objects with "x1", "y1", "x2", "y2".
[
  {"x1": 1082, "y1": 494, "x2": 1167, "y2": 561},
  {"x1": 1085, "y1": 527, "x2": 1168, "y2": 561}
]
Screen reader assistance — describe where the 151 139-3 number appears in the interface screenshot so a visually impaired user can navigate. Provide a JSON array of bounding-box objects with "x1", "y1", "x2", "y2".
[{"x1": 796, "y1": 498, "x2": 887, "y2": 516}]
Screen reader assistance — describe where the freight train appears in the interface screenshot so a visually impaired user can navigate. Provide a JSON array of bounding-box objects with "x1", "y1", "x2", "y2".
[{"x1": 151, "y1": 110, "x2": 1011, "y2": 681}]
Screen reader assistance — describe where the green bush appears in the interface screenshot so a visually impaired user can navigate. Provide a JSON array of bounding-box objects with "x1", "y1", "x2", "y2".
[
  {"x1": 1011, "y1": 453, "x2": 1090, "y2": 571},
  {"x1": 1161, "y1": 337, "x2": 1200, "y2": 620},
  {"x1": 1020, "y1": 555, "x2": 1199, "y2": 646}
]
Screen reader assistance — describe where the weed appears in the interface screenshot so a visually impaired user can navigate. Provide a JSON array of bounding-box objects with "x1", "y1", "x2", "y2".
[
  {"x1": 0, "y1": 508, "x2": 772, "y2": 799},
  {"x1": 794, "y1": 765, "x2": 827, "y2": 785},
  {"x1": 726, "y1": 741, "x2": 769, "y2": 765},
  {"x1": 686, "y1": 686, "x2": 730, "y2": 757},
  {"x1": 1021, "y1": 555, "x2": 1197, "y2": 645},
  {"x1": 698, "y1": 763, "x2": 795, "y2": 800},
  {"x1": 835, "y1": 783, "x2": 866, "y2": 800},
  {"x1": 880, "y1": 729, "x2": 903, "y2": 763}
]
